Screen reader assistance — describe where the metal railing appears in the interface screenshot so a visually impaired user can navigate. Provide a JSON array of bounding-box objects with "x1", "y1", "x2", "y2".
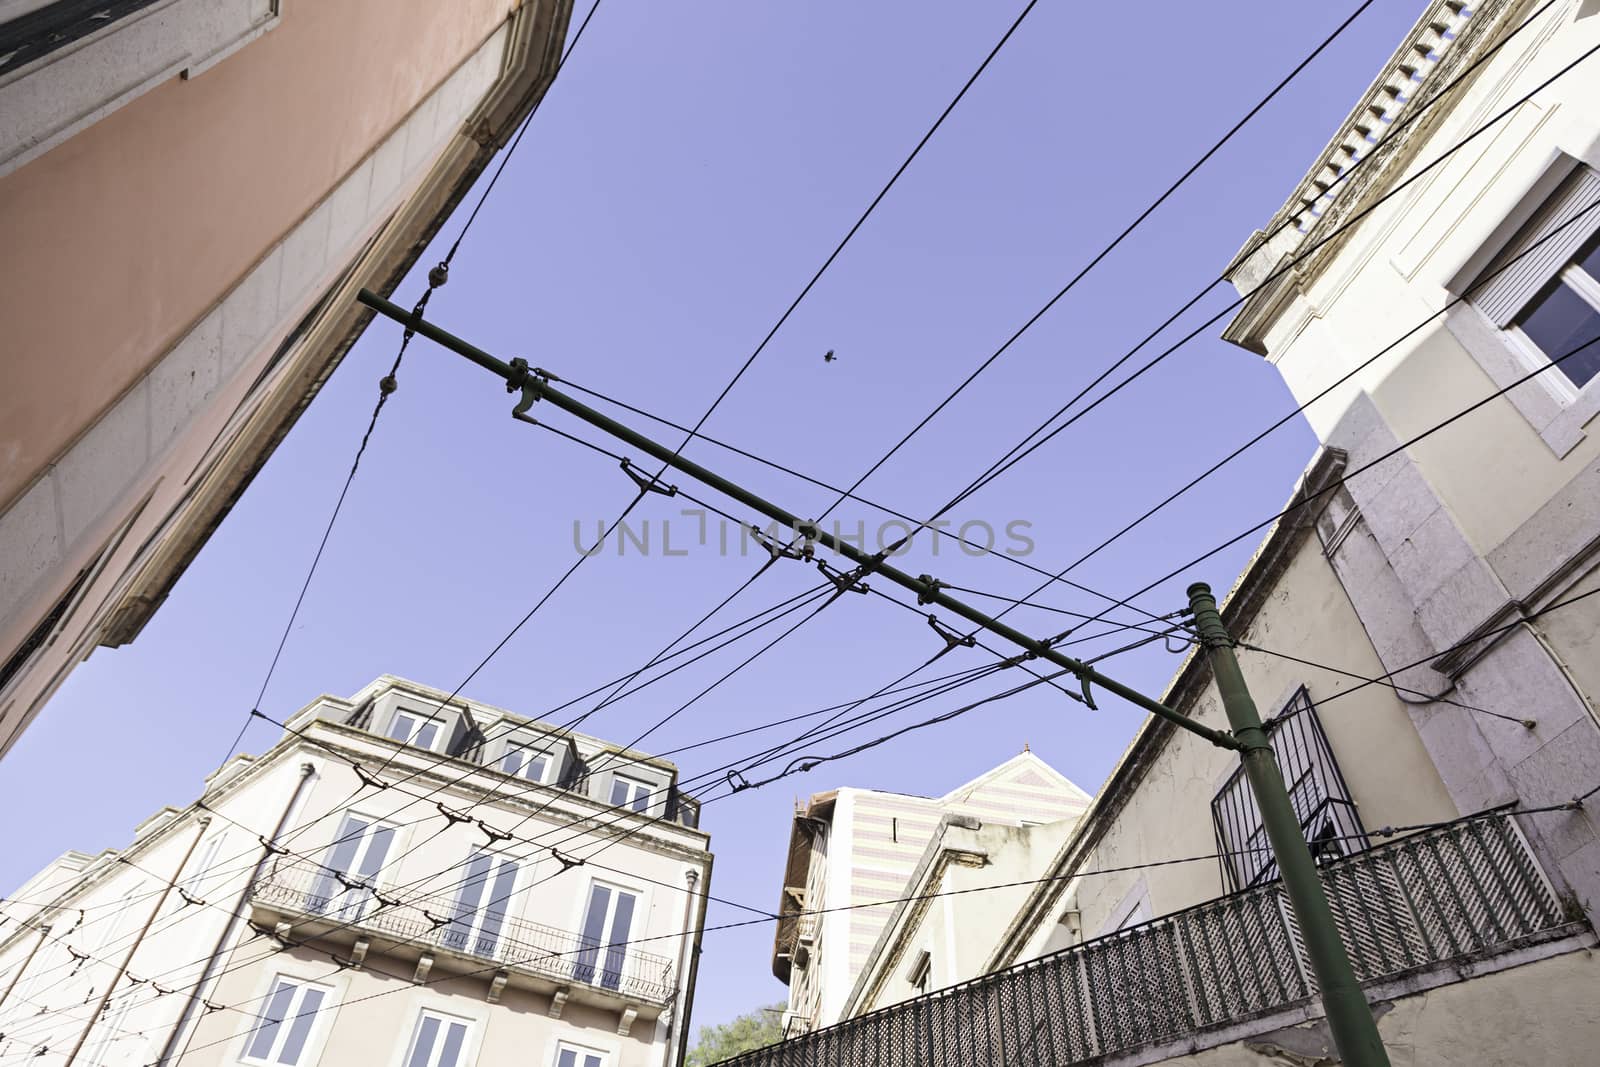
[
  {"x1": 250, "y1": 858, "x2": 676, "y2": 1005},
  {"x1": 720, "y1": 813, "x2": 1568, "y2": 1066}
]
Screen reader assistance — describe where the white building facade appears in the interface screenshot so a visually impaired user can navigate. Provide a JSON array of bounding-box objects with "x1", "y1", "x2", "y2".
[
  {"x1": 769, "y1": 752, "x2": 1090, "y2": 1036},
  {"x1": 0, "y1": 676, "x2": 712, "y2": 1067}
]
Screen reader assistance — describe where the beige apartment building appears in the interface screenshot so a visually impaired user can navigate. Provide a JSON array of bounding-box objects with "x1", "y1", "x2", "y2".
[
  {"x1": 0, "y1": 0, "x2": 573, "y2": 757},
  {"x1": 724, "y1": 2, "x2": 1600, "y2": 1064},
  {"x1": 0, "y1": 676, "x2": 713, "y2": 1067},
  {"x1": 769, "y1": 751, "x2": 1090, "y2": 1037}
]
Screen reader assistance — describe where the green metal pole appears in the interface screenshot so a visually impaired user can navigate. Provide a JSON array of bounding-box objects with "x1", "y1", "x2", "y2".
[
  {"x1": 356, "y1": 288, "x2": 1237, "y2": 749},
  {"x1": 1186, "y1": 582, "x2": 1390, "y2": 1067}
]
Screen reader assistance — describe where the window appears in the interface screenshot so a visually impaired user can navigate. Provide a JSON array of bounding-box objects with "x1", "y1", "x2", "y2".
[
  {"x1": 1511, "y1": 236, "x2": 1600, "y2": 390},
  {"x1": 554, "y1": 1043, "x2": 607, "y2": 1067},
  {"x1": 86, "y1": 995, "x2": 133, "y2": 1065},
  {"x1": 499, "y1": 738, "x2": 551, "y2": 784},
  {"x1": 98, "y1": 886, "x2": 140, "y2": 952},
  {"x1": 1210, "y1": 687, "x2": 1368, "y2": 892},
  {"x1": 907, "y1": 950, "x2": 932, "y2": 996},
  {"x1": 1468, "y1": 164, "x2": 1600, "y2": 393},
  {"x1": 181, "y1": 834, "x2": 224, "y2": 897},
  {"x1": 442, "y1": 852, "x2": 518, "y2": 959},
  {"x1": 608, "y1": 775, "x2": 653, "y2": 814},
  {"x1": 386, "y1": 708, "x2": 446, "y2": 752},
  {"x1": 243, "y1": 976, "x2": 328, "y2": 1066},
  {"x1": 401, "y1": 1010, "x2": 472, "y2": 1067},
  {"x1": 308, "y1": 813, "x2": 395, "y2": 919},
  {"x1": 574, "y1": 882, "x2": 637, "y2": 991}
]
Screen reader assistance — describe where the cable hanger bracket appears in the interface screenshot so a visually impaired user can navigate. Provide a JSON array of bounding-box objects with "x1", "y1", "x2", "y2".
[
  {"x1": 817, "y1": 559, "x2": 870, "y2": 595},
  {"x1": 924, "y1": 613, "x2": 976, "y2": 663},
  {"x1": 620, "y1": 457, "x2": 678, "y2": 497}
]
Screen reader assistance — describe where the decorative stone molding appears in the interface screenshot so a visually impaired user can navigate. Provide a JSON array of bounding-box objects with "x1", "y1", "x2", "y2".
[{"x1": 548, "y1": 986, "x2": 570, "y2": 1018}]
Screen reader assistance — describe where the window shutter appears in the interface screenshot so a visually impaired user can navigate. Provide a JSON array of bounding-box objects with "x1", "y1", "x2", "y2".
[{"x1": 1470, "y1": 165, "x2": 1600, "y2": 326}]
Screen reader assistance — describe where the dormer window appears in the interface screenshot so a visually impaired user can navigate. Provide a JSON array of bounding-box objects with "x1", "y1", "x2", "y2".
[
  {"x1": 610, "y1": 773, "x2": 654, "y2": 813},
  {"x1": 499, "y1": 737, "x2": 552, "y2": 784},
  {"x1": 385, "y1": 708, "x2": 445, "y2": 752}
]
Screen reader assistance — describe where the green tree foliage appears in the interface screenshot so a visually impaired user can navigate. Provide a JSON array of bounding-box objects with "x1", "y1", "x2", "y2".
[{"x1": 685, "y1": 1003, "x2": 786, "y2": 1066}]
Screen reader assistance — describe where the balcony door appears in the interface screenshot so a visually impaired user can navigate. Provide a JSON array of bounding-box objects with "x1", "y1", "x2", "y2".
[
  {"x1": 443, "y1": 851, "x2": 518, "y2": 959},
  {"x1": 309, "y1": 813, "x2": 394, "y2": 920},
  {"x1": 574, "y1": 881, "x2": 637, "y2": 991}
]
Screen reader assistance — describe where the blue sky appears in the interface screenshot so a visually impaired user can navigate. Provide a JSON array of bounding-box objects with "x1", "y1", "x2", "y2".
[{"x1": 0, "y1": 0, "x2": 1427, "y2": 1033}]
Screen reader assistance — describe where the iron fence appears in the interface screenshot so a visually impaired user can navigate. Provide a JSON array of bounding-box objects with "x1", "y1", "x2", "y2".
[
  {"x1": 250, "y1": 857, "x2": 676, "y2": 1004},
  {"x1": 719, "y1": 813, "x2": 1565, "y2": 1067}
]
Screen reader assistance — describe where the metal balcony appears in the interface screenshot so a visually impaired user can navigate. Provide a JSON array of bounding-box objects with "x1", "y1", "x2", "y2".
[
  {"x1": 249, "y1": 858, "x2": 676, "y2": 1007},
  {"x1": 718, "y1": 813, "x2": 1574, "y2": 1066}
]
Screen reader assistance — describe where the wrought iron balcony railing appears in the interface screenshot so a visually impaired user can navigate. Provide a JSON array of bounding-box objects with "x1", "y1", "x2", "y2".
[
  {"x1": 721, "y1": 813, "x2": 1570, "y2": 1066},
  {"x1": 250, "y1": 858, "x2": 676, "y2": 1005}
]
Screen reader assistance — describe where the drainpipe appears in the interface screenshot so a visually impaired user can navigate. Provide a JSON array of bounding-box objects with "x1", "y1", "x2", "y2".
[
  {"x1": 155, "y1": 761, "x2": 316, "y2": 1067},
  {"x1": 0, "y1": 922, "x2": 51, "y2": 1013},
  {"x1": 64, "y1": 815, "x2": 212, "y2": 1065},
  {"x1": 664, "y1": 861, "x2": 711, "y2": 1067}
]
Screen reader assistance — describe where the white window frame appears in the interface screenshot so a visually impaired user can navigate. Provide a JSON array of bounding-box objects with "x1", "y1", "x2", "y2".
[
  {"x1": 181, "y1": 832, "x2": 226, "y2": 897},
  {"x1": 608, "y1": 773, "x2": 655, "y2": 814},
  {"x1": 573, "y1": 878, "x2": 644, "y2": 992},
  {"x1": 498, "y1": 735, "x2": 553, "y2": 784},
  {"x1": 397, "y1": 1008, "x2": 476, "y2": 1067},
  {"x1": 311, "y1": 811, "x2": 398, "y2": 920},
  {"x1": 238, "y1": 974, "x2": 334, "y2": 1067},
  {"x1": 386, "y1": 708, "x2": 448, "y2": 753},
  {"x1": 906, "y1": 949, "x2": 932, "y2": 996},
  {"x1": 1505, "y1": 255, "x2": 1600, "y2": 398},
  {"x1": 442, "y1": 850, "x2": 521, "y2": 960},
  {"x1": 97, "y1": 885, "x2": 141, "y2": 952},
  {"x1": 550, "y1": 1040, "x2": 611, "y2": 1067},
  {"x1": 1447, "y1": 154, "x2": 1600, "y2": 456}
]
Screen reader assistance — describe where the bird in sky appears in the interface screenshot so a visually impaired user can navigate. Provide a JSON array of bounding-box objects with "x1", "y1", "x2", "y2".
[{"x1": 823, "y1": 349, "x2": 836, "y2": 363}]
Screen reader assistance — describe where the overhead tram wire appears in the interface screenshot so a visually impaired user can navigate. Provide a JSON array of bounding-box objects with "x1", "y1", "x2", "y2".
[
  {"x1": 497, "y1": 0, "x2": 1463, "y2": 768},
  {"x1": 784, "y1": 0, "x2": 1383, "y2": 542},
  {"x1": 868, "y1": 7, "x2": 1594, "y2": 645},
  {"x1": 73, "y1": 786, "x2": 1532, "y2": 1067},
  {"x1": 331, "y1": 0, "x2": 1382, "y2": 863},
  {"x1": 1, "y1": 652, "x2": 1016, "y2": 1002},
  {"x1": 213, "y1": 0, "x2": 610, "y2": 768},
  {"x1": 25, "y1": 2, "x2": 1446, "y2": 1036},
  {"x1": 37, "y1": 585, "x2": 1600, "y2": 1051},
  {"x1": 157, "y1": 777, "x2": 1599, "y2": 1067},
  {"x1": 1097, "y1": 326, "x2": 1600, "y2": 636},
  {"x1": 284, "y1": 0, "x2": 1060, "y2": 866},
  {"x1": 455, "y1": 0, "x2": 1064, "y2": 829},
  {"x1": 43, "y1": 590, "x2": 1600, "y2": 1050},
  {"x1": 923, "y1": 0, "x2": 1565, "y2": 530},
  {"x1": 904, "y1": 1, "x2": 1578, "y2": 553}
]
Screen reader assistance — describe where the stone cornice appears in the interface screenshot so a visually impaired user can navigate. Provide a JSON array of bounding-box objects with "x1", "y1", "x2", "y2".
[{"x1": 1223, "y1": 0, "x2": 1524, "y2": 355}]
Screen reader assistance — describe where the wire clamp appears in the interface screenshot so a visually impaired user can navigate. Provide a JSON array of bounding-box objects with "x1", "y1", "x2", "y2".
[
  {"x1": 817, "y1": 559, "x2": 870, "y2": 595},
  {"x1": 915, "y1": 575, "x2": 947, "y2": 606},
  {"x1": 201, "y1": 1000, "x2": 225, "y2": 1015},
  {"x1": 151, "y1": 982, "x2": 175, "y2": 996},
  {"x1": 748, "y1": 525, "x2": 806, "y2": 563},
  {"x1": 422, "y1": 910, "x2": 451, "y2": 930},
  {"x1": 258, "y1": 835, "x2": 289, "y2": 857},
  {"x1": 372, "y1": 889, "x2": 403, "y2": 910},
  {"x1": 725, "y1": 769, "x2": 752, "y2": 793},
  {"x1": 477, "y1": 820, "x2": 513, "y2": 845},
  {"x1": 925, "y1": 614, "x2": 975, "y2": 663},
  {"x1": 436, "y1": 802, "x2": 474, "y2": 827},
  {"x1": 352, "y1": 764, "x2": 387, "y2": 791},
  {"x1": 552, "y1": 848, "x2": 585, "y2": 871},
  {"x1": 620, "y1": 458, "x2": 678, "y2": 497},
  {"x1": 177, "y1": 889, "x2": 204, "y2": 909}
]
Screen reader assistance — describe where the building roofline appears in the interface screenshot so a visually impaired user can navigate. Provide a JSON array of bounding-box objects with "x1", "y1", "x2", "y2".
[
  {"x1": 984, "y1": 446, "x2": 1348, "y2": 970},
  {"x1": 1221, "y1": 0, "x2": 1526, "y2": 354}
]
